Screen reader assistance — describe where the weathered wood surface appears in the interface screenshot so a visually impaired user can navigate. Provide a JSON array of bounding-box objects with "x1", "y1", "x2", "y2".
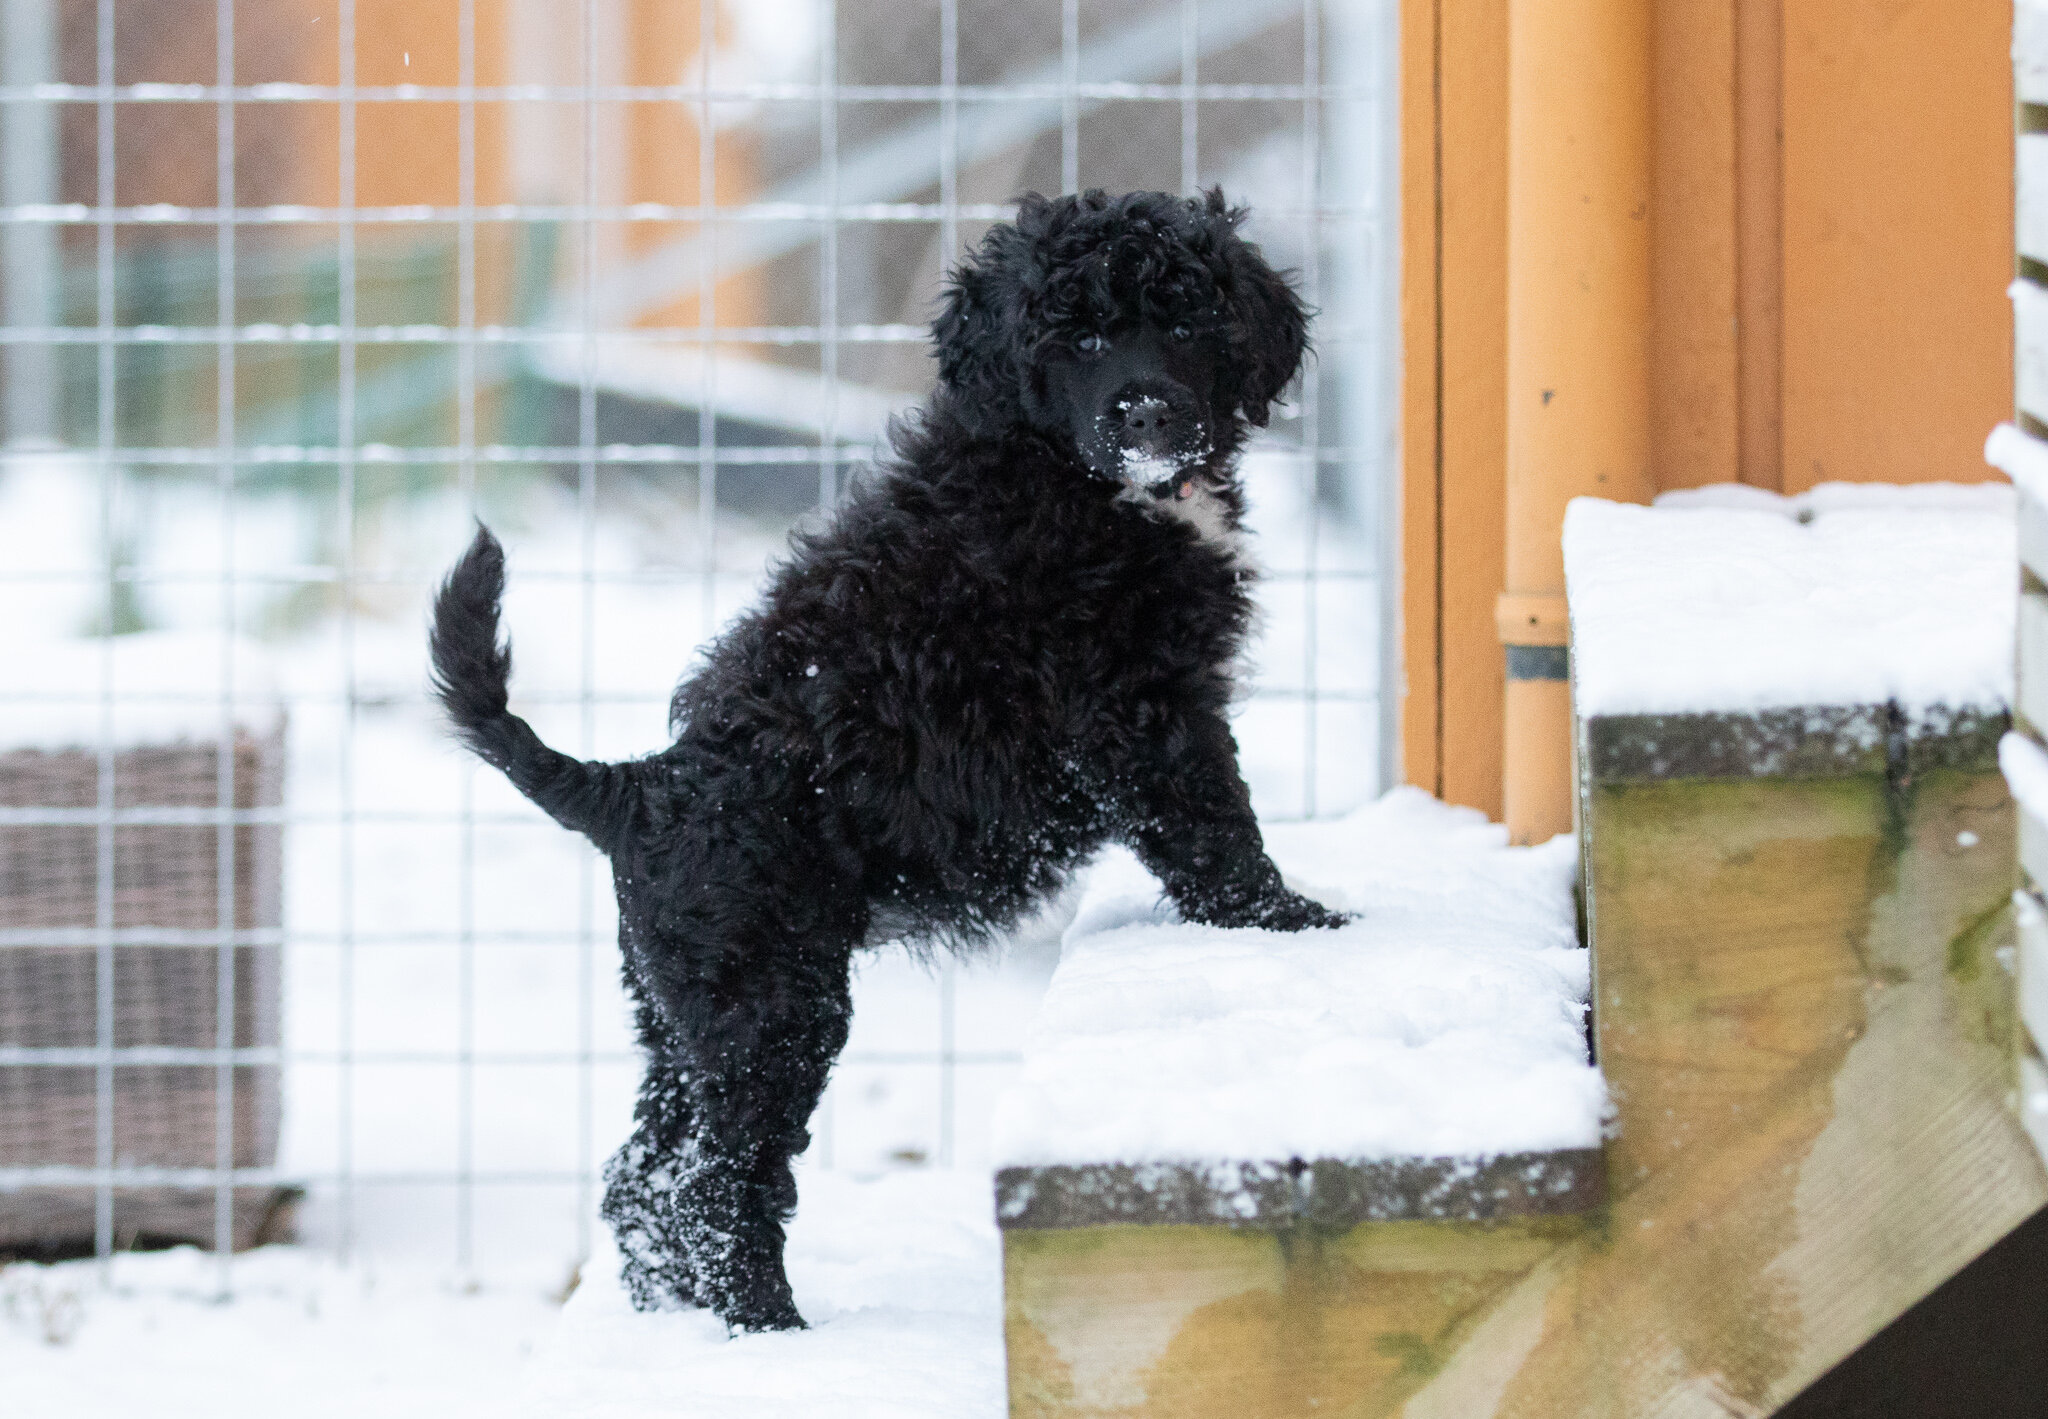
[
  {"x1": 1000, "y1": 706, "x2": 2045, "y2": 1417},
  {"x1": 998, "y1": 1152, "x2": 1605, "y2": 1417},
  {"x1": 1004, "y1": 1215, "x2": 1592, "y2": 1419},
  {"x1": 996, "y1": 1152, "x2": 1604, "y2": 1232},
  {"x1": 1398, "y1": 715, "x2": 2048, "y2": 1417},
  {"x1": 1579, "y1": 704, "x2": 2006, "y2": 786}
]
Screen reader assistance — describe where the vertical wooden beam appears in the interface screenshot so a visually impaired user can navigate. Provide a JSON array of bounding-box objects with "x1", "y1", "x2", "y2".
[
  {"x1": 1399, "y1": 0, "x2": 1508, "y2": 818},
  {"x1": 1439, "y1": 0, "x2": 1510, "y2": 819},
  {"x1": 1650, "y1": 2, "x2": 1740, "y2": 494},
  {"x1": 1735, "y1": 0, "x2": 1784, "y2": 491},
  {"x1": 1501, "y1": 0, "x2": 1654, "y2": 844},
  {"x1": 1398, "y1": 0, "x2": 1444, "y2": 797},
  {"x1": 1780, "y1": 0, "x2": 2012, "y2": 491}
]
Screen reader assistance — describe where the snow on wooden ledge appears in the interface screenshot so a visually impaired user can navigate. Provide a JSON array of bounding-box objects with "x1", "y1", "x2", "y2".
[
  {"x1": 990, "y1": 790, "x2": 1606, "y2": 1229},
  {"x1": 1564, "y1": 482, "x2": 2014, "y2": 734}
]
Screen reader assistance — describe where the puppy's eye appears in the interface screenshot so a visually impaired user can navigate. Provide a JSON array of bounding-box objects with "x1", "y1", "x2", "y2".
[
  {"x1": 1171, "y1": 323, "x2": 1194, "y2": 342},
  {"x1": 1078, "y1": 333, "x2": 1106, "y2": 355}
]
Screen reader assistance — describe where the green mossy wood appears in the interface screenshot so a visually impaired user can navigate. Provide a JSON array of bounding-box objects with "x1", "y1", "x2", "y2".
[{"x1": 1411, "y1": 706, "x2": 2048, "y2": 1418}]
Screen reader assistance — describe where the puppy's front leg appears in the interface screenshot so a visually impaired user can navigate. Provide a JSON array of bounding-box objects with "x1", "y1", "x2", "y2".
[{"x1": 1115, "y1": 709, "x2": 1348, "y2": 931}]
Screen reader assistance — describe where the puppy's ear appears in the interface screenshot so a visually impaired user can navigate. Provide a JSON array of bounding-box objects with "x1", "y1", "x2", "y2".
[
  {"x1": 1210, "y1": 193, "x2": 1310, "y2": 427},
  {"x1": 931, "y1": 228, "x2": 1027, "y2": 413}
]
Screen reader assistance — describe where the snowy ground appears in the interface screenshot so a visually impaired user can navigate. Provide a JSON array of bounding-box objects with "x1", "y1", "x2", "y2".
[
  {"x1": 2, "y1": 1166, "x2": 1005, "y2": 1419},
  {"x1": 3, "y1": 1245, "x2": 565, "y2": 1419},
  {"x1": 525, "y1": 1168, "x2": 1005, "y2": 1419},
  {"x1": 0, "y1": 441, "x2": 1379, "y2": 1414}
]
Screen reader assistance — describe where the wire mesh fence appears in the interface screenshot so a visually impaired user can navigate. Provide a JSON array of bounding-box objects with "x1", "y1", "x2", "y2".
[{"x1": 0, "y1": 0, "x2": 1397, "y2": 1292}]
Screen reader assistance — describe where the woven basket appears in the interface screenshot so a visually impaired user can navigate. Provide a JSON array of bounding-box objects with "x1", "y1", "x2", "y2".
[{"x1": 0, "y1": 727, "x2": 288, "y2": 1252}]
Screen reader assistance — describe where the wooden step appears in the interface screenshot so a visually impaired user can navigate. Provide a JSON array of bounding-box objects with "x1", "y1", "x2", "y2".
[
  {"x1": 998, "y1": 1151, "x2": 1603, "y2": 1419},
  {"x1": 992, "y1": 803, "x2": 1606, "y2": 1418}
]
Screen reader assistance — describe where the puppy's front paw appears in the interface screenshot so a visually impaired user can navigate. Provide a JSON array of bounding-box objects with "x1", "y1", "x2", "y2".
[
  {"x1": 1255, "y1": 892, "x2": 1351, "y2": 932},
  {"x1": 1198, "y1": 889, "x2": 1350, "y2": 931},
  {"x1": 727, "y1": 1300, "x2": 807, "y2": 1334}
]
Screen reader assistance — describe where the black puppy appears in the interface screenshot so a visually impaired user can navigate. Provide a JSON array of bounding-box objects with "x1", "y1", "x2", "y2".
[{"x1": 429, "y1": 188, "x2": 1346, "y2": 1332}]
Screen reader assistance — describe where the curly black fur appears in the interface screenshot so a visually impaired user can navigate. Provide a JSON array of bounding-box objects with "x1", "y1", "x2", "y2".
[{"x1": 430, "y1": 188, "x2": 1343, "y2": 1333}]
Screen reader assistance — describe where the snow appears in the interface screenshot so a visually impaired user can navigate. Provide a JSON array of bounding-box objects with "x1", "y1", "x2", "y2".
[
  {"x1": 0, "y1": 630, "x2": 282, "y2": 752},
  {"x1": 991, "y1": 789, "x2": 1601, "y2": 1168},
  {"x1": 2, "y1": 1170, "x2": 1006, "y2": 1419},
  {"x1": 2023, "y1": 0, "x2": 2048, "y2": 105},
  {"x1": 2001, "y1": 732, "x2": 2048, "y2": 826},
  {"x1": 2, "y1": 1246, "x2": 562, "y2": 1419},
  {"x1": 523, "y1": 1168, "x2": 1002, "y2": 1419},
  {"x1": 1565, "y1": 483, "x2": 2015, "y2": 719},
  {"x1": 1987, "y1": 422, "x2": 2048, "y2": 511},
  {"x1": 1118, "y1": 447, "x2": 1187, "y2": 489}
]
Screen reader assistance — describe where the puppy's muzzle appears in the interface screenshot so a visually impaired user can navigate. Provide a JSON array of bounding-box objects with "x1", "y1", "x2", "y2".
[{"x1": 1110, "y1": 392, "x2": 1205, "y2": 497}]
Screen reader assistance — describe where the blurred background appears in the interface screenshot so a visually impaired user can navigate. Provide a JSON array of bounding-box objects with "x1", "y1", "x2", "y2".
[{"x1": 0, "y1": 0, "x2": 1395, "y2": 1344}]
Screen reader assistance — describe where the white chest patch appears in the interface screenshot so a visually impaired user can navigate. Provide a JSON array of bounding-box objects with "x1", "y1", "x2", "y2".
[{"x1": 1158, "y1": 481, "x2": 1235, "y2": 548}]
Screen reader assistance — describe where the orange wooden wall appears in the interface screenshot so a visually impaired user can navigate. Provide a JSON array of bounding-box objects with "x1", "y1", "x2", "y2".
[{"x1": 1400, "y1": 0, "x2": 2014, "y2": 813}]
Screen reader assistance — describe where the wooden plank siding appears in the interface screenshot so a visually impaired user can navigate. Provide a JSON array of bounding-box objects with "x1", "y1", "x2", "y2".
[
  {"x1": 1400, "y1": 0, "x2": 1510, "y2": 817},
  {"x1": 1736, "y1": 0, "x2": 1786, "y2": 492},
  {"x1": 1652, "y1": 3, "x2": 1741, "y2": 494}
]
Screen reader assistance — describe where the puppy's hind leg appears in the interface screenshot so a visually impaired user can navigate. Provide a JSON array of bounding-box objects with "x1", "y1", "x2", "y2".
[
  {"x1": 666, "y1": 933, "x2": 855, "y2": 1332},
  {"x1": 601, "y1": 996, "x2": 701, "y2": 1311}
]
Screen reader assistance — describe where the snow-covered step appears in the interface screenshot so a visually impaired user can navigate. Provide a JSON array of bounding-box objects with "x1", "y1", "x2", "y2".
[
  {"x1": 991, "y1": 793, "x2": 1604, "y2": 1416},
  {"x1": 1534, "y1": 486, "x2": 2047, "y2": 1414}
]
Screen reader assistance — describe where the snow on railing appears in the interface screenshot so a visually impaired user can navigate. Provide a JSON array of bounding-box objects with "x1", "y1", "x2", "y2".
[{"x1": 1991, "y1": 424, "x2": 2048, "y2": 1168}]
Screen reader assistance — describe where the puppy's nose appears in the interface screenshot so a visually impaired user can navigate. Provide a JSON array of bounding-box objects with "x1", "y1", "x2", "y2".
[{"x1": 1122, "y1": 399, "x2": 1173, "y2": 435}]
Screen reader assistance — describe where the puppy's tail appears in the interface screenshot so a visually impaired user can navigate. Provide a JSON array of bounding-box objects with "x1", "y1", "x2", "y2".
[{"x1": 429, "y1": 525, "x2": 637, "y2": 851}]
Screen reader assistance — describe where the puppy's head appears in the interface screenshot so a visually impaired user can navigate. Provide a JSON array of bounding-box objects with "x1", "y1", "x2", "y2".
[{"x1": 932, "y1": 189, "x2": 1309, "y2": 493}]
